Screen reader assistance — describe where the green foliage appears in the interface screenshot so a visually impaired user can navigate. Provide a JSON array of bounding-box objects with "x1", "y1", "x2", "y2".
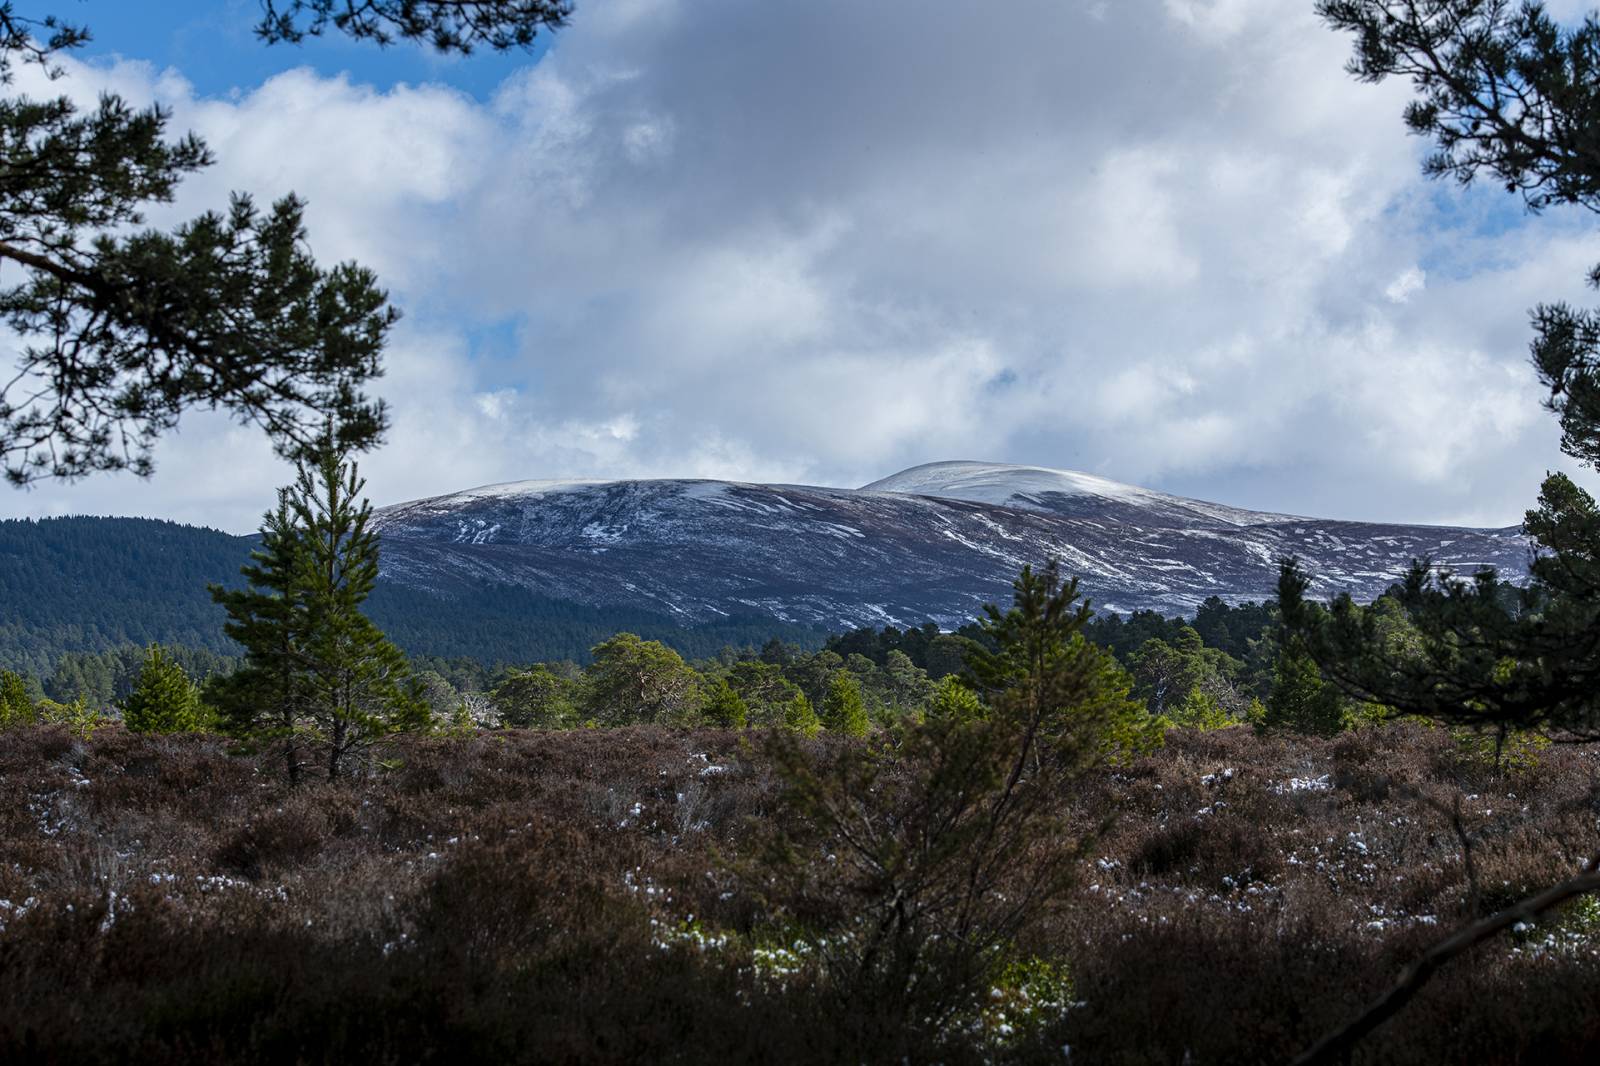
[
  {"x1": 1127, "y1": 627, "x2": 1248, "y2": 721},
  {"x1": 367, "y1": 581, "x2": 827, "y2": 668},
  {"x1": 924, "y1": 674, "x2": 985, "y2": 724},
  {"x1": 1086, "y1": 599, "x2": 1274, "y2": 662},
  {"x1": 0, "y1": 96, "x2": 394, "y2": 482},
  {"x1": 493, "y1": 666, "x2": 577, "y2": 728},
  {"x1": 121, "y1": 645, "x2": 206, "y2": 734},
  {"x1": 443, "y1": 699, "x2": 477, "y2": 738},
  {"x1": 781, "y1": 649, "x2": 845, "y2": 710},
  {"x1": 1287, "y1": 2, "x2": 1600, "y2": 742},
  {"x1": 211, "y1": 451, "x2": 424, "y2": 782},
  {"x1": 1259, "y1": 637, "x2": 1349, "y2": 737},
  {"x1": 1281, "y1": 475, "x2": 1600, "y2": 737},
  {"x1": 0, "y1": 517, "x2": 256, "y2": 676},
  {"x1": 700, "y1": 676, "x2": 748, "y2": 730},
  {"x1": 967, "y1": 561, "x2": 1163, "y2": 765},
  {"x1": 1453, "y1": 725, "x2": 1550, "y2": 777},
  {"x1": 824, "y1": 622, "x2": 981, "y2": 681},
  {"x1": 750, "y1": 562, "x2": 1137, "y2": 1037},
  {"x1": 1168, "y1": 688, "x2": 1237, "y2": 732},
  {"x1": 876, "y1": 649, "x2": 936, "y2": 717},
  {"x1": 819, "y1": 671, "x2": 868, "y2": 737},
  {"x1": 0, "y1": 666, "x2": 35, "y2": 727},
  {"x1": 36, "y1": 694, "x2": 104, "y2": 738},
  {"x1": 258, "y1": 0, "x2": 570, "y2": 54},
  {"x1": 411, "y1": 670, "x2": 462, "y2": 728},
  {"x1": 782, "y1": 692, "x2": 820, "y2": 737},
  {"x1": 726, "y1": 660, "x2": 800, "y2": 727},
  {"x1": 582, "y1": 633, "x2": 701, "y2": 726}
]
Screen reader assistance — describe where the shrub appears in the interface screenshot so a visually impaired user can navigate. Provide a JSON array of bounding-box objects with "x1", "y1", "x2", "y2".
[
  {"x1": 122, "y1": 645, "x2": 208, "y2": 734},
  {"x1": 1169, "y1": 688, "x2": 1237, "y2": 731},
  {"x1": 0, "y1": 668, "x2": 36, "y2": 728},
  {"x1": 819, "y1": 672, "x2": 867, "y2": 737},
  {"x1": 36, "y1": 695, "x2": 106, "y2": 737},
  {"x1": 924, "y1": 674, "x2": 984, "y2": 724},
  {"x1": 782, "y1": 692, "x2": 820, "y2": 736}
]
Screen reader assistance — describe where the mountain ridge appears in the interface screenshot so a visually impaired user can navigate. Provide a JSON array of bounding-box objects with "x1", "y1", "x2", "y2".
[{"x1": 370, "y1": 460, "x2": 1529, "y2": 629}]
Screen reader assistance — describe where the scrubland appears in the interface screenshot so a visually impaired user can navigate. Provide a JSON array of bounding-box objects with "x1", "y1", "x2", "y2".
[{"x1": 2, "y1": 723, "x2": 1598, "y2": 1064}]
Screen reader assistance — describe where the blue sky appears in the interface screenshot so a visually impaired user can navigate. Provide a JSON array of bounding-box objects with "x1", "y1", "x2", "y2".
[
  {"x1": 61, "y1": 0, "x2": 549, "y2": 99},
  {"x1": 4, "y1": 0, "x2": 1598, "y2": 532}
]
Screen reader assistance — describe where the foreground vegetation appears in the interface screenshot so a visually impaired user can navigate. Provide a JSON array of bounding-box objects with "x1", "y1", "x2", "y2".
[{"x1": 0, "y1": 722, "x2": 1595, "y2": 1064}]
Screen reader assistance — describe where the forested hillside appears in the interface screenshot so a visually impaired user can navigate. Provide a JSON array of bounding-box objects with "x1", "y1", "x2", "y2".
[
  {"x1": 0, "y1": 517, "x2": 825, "y2": 678},
  {"x1": 0, "y1": 518, "x2": 249, "y2": 675}
]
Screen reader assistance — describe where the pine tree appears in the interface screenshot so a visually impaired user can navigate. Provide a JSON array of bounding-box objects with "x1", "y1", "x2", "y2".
[
  {"x1": 1259, "y1": 638, "x2": 1348, "y2": 737},
  {"x1": 0, "y1": 72, "x2": 395, "y2": 484},
  {"x1": 880, "y1": 650, "x2": 935, "y2": 715},
  {"x1": 820, "y1": 671, "x2": 868, "y2": 737},
  {"x1": 701, "y1": 676, "x2": 749, "y2": 729},
  {"x1": 783, "y1": 691, "x2": 821, "y2": 737},
  {"x1": 121, "y1": 645, "x2": 205, "y2": 733},
  {"x1": 291, "y1": 451, "x2": 426, "y2": 778},
  {"x1": 0, "y1": 667, "x2": 35, "y2": 728},
  {"x1": 967, "y1": 561, "x2": 1163, "y2": 768},
  {"x1": 492, "y1": 666, "x2": 577, "y2": 728},
  {"x1": 581, "y1": 633, "x2": 700, "y2": 725},
  {"x1": 1281, "y1": 3, "x2": 1600, "y2": 739},
  {"x1": 1170, "y1": 688, "x2": 1236, "y2": 732},
  {"x1": 258, "y1": 1, "x2": 570, "y2": 53},
  {"x1": 210, "y1": 495, "x2": 316, "y2": 783},
  {"x1": 211, "y1": 449, "x2": 424, "y2": 782},
  {"x1": 925, "y1": 674, "x2": 985, "y2": 724}
]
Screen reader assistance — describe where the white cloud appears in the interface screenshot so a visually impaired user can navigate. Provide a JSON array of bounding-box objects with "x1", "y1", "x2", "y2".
[
  {"x1": 1385, "y1": 267, "x2": 1427, "y2": 304},
  {"x1": 4, "y1": 0, "x2": 1597, "y2": 533}
]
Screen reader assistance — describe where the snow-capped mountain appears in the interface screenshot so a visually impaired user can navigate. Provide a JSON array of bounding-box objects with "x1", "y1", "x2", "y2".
[
  {"x1": 370, "y1": 461, "x2": 1530, "y2": 630},
  {"x1": 861, "y1": 461, "x2": 1303, "y2": 527}
]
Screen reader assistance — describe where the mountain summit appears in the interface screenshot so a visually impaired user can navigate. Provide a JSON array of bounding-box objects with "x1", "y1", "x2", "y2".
[
  {"x1": 369, "y1": 462, "x2": 1527, "y2": 629},
  {"x1": 861, "y1": 461, "x2": 1300, "y2": 527}
]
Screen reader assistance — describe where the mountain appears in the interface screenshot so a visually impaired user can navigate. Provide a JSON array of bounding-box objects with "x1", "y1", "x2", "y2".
[
  {"x1": 0, "y1": 461, "x2": 1530, "y2": 675},
  {"x1": 370, "y1": 460, "x2": 1530, "y2": 630}
]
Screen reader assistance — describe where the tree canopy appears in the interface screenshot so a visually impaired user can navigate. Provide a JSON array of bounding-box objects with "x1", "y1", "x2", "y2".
[{"x1": 258, "y1": 1, "x2": 570, "y2": 54}]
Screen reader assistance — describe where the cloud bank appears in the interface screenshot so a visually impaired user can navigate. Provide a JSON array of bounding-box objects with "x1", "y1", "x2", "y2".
[{"x1": 4, "y1": 0, "x2": 1596, "y2": 531}]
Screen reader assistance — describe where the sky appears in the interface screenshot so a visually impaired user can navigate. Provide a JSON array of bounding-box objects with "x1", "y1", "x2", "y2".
[{"x1": 3, "y1": 0, "x2": 1600, "y2": 533}]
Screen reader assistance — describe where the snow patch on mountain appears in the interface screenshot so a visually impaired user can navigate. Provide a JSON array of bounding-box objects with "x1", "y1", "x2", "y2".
[
  {"x1": 368, "y1": 462, "x2": 1530, "y2": 630},
  {"x1": 862, "y1": 460, "x2": 1301, "y2": 527}
]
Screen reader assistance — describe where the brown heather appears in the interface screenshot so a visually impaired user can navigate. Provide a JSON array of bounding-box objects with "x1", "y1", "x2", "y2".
[{"x1": 1, "y1": 723, "x2": 1598, "y2": 1063}]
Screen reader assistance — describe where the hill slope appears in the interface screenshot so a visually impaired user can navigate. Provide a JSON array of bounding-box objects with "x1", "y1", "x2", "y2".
[
  {"x1": 0, "y1": 517, "x2": 825, "y2": 674},
  {"x1": 370, "y1": 461, "x2": 1529, "y2": 629}
]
